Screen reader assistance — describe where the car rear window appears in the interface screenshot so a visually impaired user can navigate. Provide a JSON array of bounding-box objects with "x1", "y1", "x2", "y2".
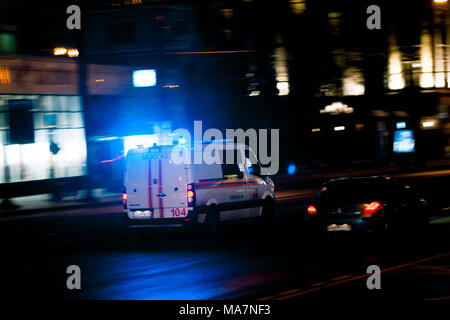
[{"x1": 319, "y1": 182, "x2": 392, "y2": 204}]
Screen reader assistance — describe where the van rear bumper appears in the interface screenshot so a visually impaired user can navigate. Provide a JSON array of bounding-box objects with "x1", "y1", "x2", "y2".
[{"x1": 126, "y1": 211, "x2": 200, "y2": 228}]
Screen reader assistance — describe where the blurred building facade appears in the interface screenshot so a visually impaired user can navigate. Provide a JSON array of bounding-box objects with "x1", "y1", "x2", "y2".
[
  {"x1": 299, "y1": 0, "x2": 450, "y2": 168},
  {"x1": 1, "y1": 0, "x2": 449, "y2": 196},
  {"x1": 0, "y1": 55, "x2": 86, "y2": 184},
  {"x1": 0, "y1": 54, "x2": 171, "y2": 190},
  {"x1": 56, "y1": 0, "x2": 450, "y2": 176},
  {"x1": 83, "y1": 0, "x2": 294, "y2": 173}
]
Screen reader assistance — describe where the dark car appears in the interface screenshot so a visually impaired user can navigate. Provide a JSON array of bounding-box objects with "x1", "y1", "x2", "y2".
[{"x1": 305, "y1": 176, "x2": 429, "y2": 234}]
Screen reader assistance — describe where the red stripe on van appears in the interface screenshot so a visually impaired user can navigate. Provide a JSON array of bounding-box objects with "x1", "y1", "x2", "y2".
[
  {"x1": 148, "y1": 160, "x2": 153, "y2": 217},
  {"x1": 159, "y1": 159, "x2": 164, "y2": 218}
]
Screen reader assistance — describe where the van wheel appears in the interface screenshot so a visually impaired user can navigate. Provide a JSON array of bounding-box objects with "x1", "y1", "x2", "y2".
[
  {"x1": 205, "y1": 207, "x2": 219, "y2": 234},
  {"x1": 261, "y1": 199, "x2": 275, "y2": 225}
]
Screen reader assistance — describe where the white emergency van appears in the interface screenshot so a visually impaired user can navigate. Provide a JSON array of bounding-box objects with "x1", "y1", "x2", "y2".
[{"x1": 123, "y1": 142, "x2": 275, "y2": 233}]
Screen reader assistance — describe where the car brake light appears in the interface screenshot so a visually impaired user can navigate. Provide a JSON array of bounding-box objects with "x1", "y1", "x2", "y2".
[
  {"x1": 363, "y1": 201, "x2": 382, "y2": 214},
  {"x1": 307, "y1": 205, "x2": 317, "y2": 215},
  {"x1": 187, "y1": 184, "x2": 195, "y2": 207}
]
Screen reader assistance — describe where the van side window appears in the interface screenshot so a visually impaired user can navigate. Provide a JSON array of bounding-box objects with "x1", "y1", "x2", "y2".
[
  {"x1": 221, "y1": 163, "x2": 241, "y2": 179},
  {"x1": 220, "y1": 149, "x2": 244, "y2": 180}
]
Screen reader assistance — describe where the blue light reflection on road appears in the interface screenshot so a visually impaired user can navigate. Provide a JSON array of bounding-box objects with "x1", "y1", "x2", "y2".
[{"x1": 80, "y1": 251, "x2": 249, "y2": 300}]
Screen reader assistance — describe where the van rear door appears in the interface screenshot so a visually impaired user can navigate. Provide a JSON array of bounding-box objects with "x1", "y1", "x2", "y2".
[
  {"x1": 148, "y1": 148, "x2": 189, "y2": 218},
  {"x1": 126, "y1": 152, "x2": 150, "y2": 211}
]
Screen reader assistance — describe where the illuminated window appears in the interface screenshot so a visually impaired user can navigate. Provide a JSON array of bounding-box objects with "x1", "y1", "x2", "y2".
[
  {"x1": 393, "y1": 130, "x2": 415, "y2": 153},
  {"x1": 343, "y1": 67, "x2": 365, "y2": 96},
  {"x1": 274, "y1": 46, "x2": 290, "y2": 96},
  {"x1": 0, "y1": 33, "x2": 17, "y2": 53},
  {"x1": 124, "y1": 0, "x2": 142, "y2": 5},
  {"x1": 220, "y1": 9, "x2": 234, "y2": 19},
  {"x1": 388, "y1": 35, "x2": 405, "y2": 90},
  {"x1": 434, "y1": 45, "x2": 445, "y2": 88},
  {"x1": 328, "y1": 12, "x2": 342, "y2": 31},
  {"x1": 0, "y1": 95, "x2": 87, "y2": 183},
  {"x1": 290, "y1": 0, "x2": 306, "y2": 15},
  {"x1": 0, "y1": 67, "x2": 10, "y2": 84},
  {"x1": 420, "y1": 32, "x2": 434, "y2": 88}
]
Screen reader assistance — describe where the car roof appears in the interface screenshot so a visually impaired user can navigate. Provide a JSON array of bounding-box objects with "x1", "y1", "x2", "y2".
[
  {"x1": 127, "y1": 142, "x2": 251, "y2": 155},
  {"x1": 325, "y1": 176, "x2": 394, "y2": 185}
]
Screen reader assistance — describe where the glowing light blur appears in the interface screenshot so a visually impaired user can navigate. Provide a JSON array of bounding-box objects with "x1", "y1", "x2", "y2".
[
  {"x1": 388, "y1": 35, "x2": 405, "y2": 90},
  {"x1": 434, "y1": 45, "x2": 446, "y2": 88},
  {"x1": 420, "y1": 32, "x2": 434, "y2": 88},
  {"x1": 287, "y1": 164, "x2": 296, "y2": 175},
  {"x1": 343, "y1": 67, "x2": 365, "y2": 96},
  {"x1": 396, "y1": 122, "x2": 406, "y2": 129},
  {"x1": 67, "y1": 48, "x2": 79, "y2": 58},
  {"x1": 274, "y1": 46, "x2": 290, "y2": 96},
  {"x1": 53, "y1": 47, "x2": 67, "y2": 55},
  {"x1": 362, "y1": 201, "x2": 382, "y2": 215},
  {"x1": 334, "y1": 126, "x2": 346, "y2": 131},
  {"x1": 276, "y1": 82, "x2": 289, "y2": 96},
  {"x1": 124, "y1": 135, "x2": 158, "y2": 155},
  {"x1": 132, "y1": 69, "x2": 157, "y2": 87},
  {"x1": 393, "y1": 130, "x2": 415, "y2": 153},
  {"x1": 307, "y1": 205, "x2": 317, "y2": 215},
  {"x1": 422, "y1": 120, "x2": 436, "y2": 128},
  {"x1": 320, "y1": 102, "x2": 353, "y2": 115},
  {"x1": 290, "y1": 0, "x2": 306, "y2": 15}
]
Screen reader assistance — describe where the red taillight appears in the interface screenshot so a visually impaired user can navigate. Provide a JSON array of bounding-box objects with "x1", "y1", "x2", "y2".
[
  {"x1": 307, "y1": 205, "x2": 317, "y2": 215},
  {"x1": 363, "y1": 201, "x2": 382, "y2": 214},
  {"x1": 187, "y1": 184, "x2": 195, "y2": 207},
  {"x1": 122, "y1": 193, "x2": 127, "y2": 209}
]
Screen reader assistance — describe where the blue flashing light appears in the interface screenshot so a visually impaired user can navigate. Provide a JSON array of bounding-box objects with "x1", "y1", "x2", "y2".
[
  {"x1": 287, "y1": 164, "x2": 296, "y2": 175},
  {"x1": 396, "y1": 121, "x2": 406, "y2": 129},
  {"x1": 248, "y1": 166, "x2": 254, "y2": 174},
  {"x1": 133, "y1": 69, "x2": 156, "y2": 87}
]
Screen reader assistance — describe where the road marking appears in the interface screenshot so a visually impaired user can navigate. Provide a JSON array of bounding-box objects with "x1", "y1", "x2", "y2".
[
  {"x1": 259, "y1": 251, "x2": 450, "y2": 301},
  {"x1": 259, "y1": 296, "x2": 276, "y2": 300},
  {"x1": 277, "y1": 288, "x2": 303, "y2": 296},
  {"x1": 393, "y1": 169, "x2": 450, "y2": 178},
  {"x1": 331, "y1": 274, "x2": 352, "y2": 281},
  {"x1": 424, "y1": 295, "x2": 450, "y2": 301},
  {"x1": 310, "y1": 281, "x2": 328, "y2": 287},
  {"x1": 412, "y1": 265, "x2": 450, "y2": 273}
]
